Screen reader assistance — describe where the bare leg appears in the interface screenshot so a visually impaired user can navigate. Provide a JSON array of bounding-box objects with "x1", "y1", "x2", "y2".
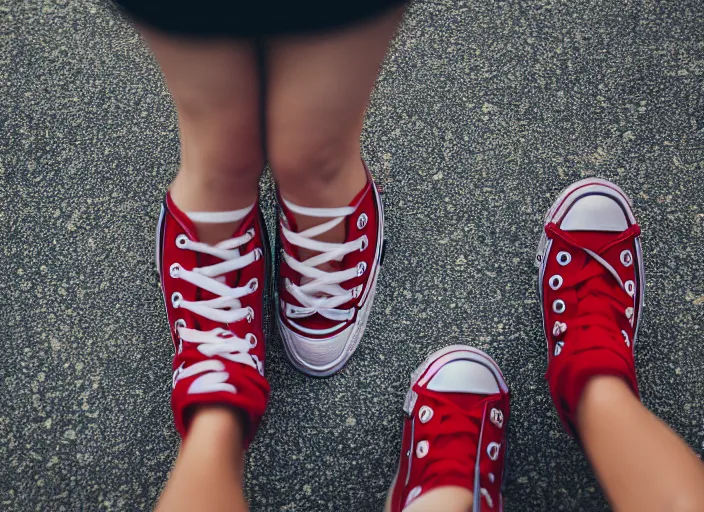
[
  {"x1": 266, "y1": 8, "x2": 402, "y2": 244},
  {"x1": 142, "y1": 28, "x2": 264, "y2": 244},
  {"x1": 155, "y1": 407, "x2": 248, "y2": 512},
  {"x1": 578, "y1": 376, "x2": 704, "y2": 512}
]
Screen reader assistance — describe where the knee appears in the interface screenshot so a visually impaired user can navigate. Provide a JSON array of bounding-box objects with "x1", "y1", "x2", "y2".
[
  {"x1": 268, "y1": 134, "x2": 355, "y2": 194},
  {"x1": 196, "y1": 121, "x2": 263, "y2": 181},
  {"x1": 175, "y1": 96, "x2": 263, "y2": 181}
]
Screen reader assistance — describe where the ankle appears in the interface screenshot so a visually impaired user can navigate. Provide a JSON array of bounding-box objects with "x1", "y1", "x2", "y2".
[
  {"x1": 276, "y1": 155, "x2": 367, "y2": 210},
  {"x1": 170, "y1": 165, "x2": 260, "y2": 213},
  {"x1": 186, "y1": 405, "x2": 245, "y2": 450},
  {"x1": 278, "y1": 160, "x2": 368, "y2": 252},
  {"x1": 576, "y1": 375, "x2": 637, "y2": 432},
  {"x1": 170, "y1": 170, "x2": 259, "y2": 244}
]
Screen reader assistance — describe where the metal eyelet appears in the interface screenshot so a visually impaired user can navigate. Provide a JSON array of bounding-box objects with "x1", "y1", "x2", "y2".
[
  {"x1": 357, "y1": 262, "x2": 367, "y2": 277},
  {"x1": 169, "y1": 263, "x2": 181, "y2": 278},
  {"x1": 246, "y1": 307, "x2": 255, "y2": 322},
  {"x1": 360, "y1": 235, "x2": 369, "y2": 251},
  {"x1": 415, "y1": 440, "x2": 429, "y2": 459},
  {"x1": 405, "y1": 486, "x2": 422, "y2": 506},
  {"x1": 172, "y1": 364, "x2": 184, "y2": 389},
  {"x1": 625, "y1": 307, "x2": 634, "y2": 319},
  {"x1": 480, "y1": 488, "x2": 494, "y2": 509},
  {"x1": 557, "y1": 251, "x2": 571, "y2": 266},
  {"x1": 552, "y1": 321, "x2": 567, "y2": 337},
  {"x1": 252, "y1": 354, "x2": 264, "y2": 376},
  {"x1": 175, "y1": 234, "x2": 189, "y2": 248},
  {"x1": 351, "y1": 284, "x2": 363, "y2": 299},
  {"x1": 174, "y1": 319, "x2": 186, "y2": 332},
  {"x1": 171, "y1": 292, "x2": 183, "y2": 307},
  {"x1": 418, "y1": 406, "x2": 434, "y2": 424},
  {"x1": 625, "y1": 280, "x2": 635, "y2": 297},
  {"x1": 552, "y1": 299, "x2": 566, "y2": 314},
  {"x1": 249, "y1": 278, "x2": 259, "y2": 292},
  {"x1": 247, "y1": 334, "x2": 258, "y2": 348},
  {"x1": 620, "y1": 250, "x2": 633, "y2": 267},
  {"x1": 488, "y1": 473, "x2": 495, "y2": 484},
  {"x1": 487, "y1": 442, "x2": 501, "y2": 461},
  {"x1": 549, "y1": 275, "x2": 563, "y2": 290},
  {"x1": 621, "y1": 330, "x2": 631, "y2": 348},
  {"x1": 357, "y1": 213, "x2": 368, "y2": 229},
  {"x1": 490, "y1": 408, "x2": 504, "y2": 429},
  {"x1": 554, "y1": 341, "x2": 565, "y2": 356}
]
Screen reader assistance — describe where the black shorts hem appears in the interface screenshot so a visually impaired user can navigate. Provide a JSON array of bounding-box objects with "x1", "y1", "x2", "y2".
[{"x1": 111, "y1": 1, "x2": 406, "y2": 38}]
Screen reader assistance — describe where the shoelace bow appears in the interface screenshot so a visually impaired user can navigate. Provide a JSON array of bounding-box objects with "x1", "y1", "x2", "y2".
[
  {"x1": 281, "y1": 200, "x2": 366, "y2": 322},
  {"x1": 415, "y1": 393, "x2": 485, "y2": 489},
  {"x1": 171, "y1": 228, "x2": 262, "y2": 381},
  {"x1": 545, "y1": 222, "x2": 640, "y2": 345}
]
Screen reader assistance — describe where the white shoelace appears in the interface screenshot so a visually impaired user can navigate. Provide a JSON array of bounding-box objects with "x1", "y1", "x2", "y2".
[
  {"x1": 281, "y1": 199, "x2": 368, "y2": 323},
  {"x1": 170, "y1": 207, "x2": 263, "y2": 391}
]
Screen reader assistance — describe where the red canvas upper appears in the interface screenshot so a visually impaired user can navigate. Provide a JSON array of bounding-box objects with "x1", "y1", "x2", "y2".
[
  {"x1": 389, "y1": 351, "x2": 509, "y2": 512},
  {"x1": 541, "y1": 221, "x2": 642, "y2": 436},
  {"x1": 157, "y1": 193, "x2": 269, "y2": 446},
  {"x1": 277, "y1": 169, "x2": 383, "y2": 338}
]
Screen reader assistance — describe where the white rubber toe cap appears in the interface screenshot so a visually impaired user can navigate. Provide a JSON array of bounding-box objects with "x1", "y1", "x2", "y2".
[
  {"x1": 427, "y1": 359, "x2": 501, "y2": 395},
  {"x1": 560, "y1": 194, "x2": 629, "y2": 232},
  {"x1": 280, "y1": 321, "x2": 353, "y2": 374}
]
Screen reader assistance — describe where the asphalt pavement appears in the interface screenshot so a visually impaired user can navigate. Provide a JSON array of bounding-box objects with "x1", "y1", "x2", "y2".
[{"x1": 2, "y1": 1, "x2": 703, "y2": 510}]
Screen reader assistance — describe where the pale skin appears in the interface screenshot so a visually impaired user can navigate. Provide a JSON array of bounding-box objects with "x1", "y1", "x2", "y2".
[
  {"x1": 142, "y1": 8, "x2": 402, "y2": 247},
  {"x1": 157, "y1": 376, "x2": 704, "y2": 512},
  {"x1": 141, "y1": 9, "x2": 704, "y2": 512},
  {"x1": 578, "y1": 376, "x2": 704, "y2": 512}
]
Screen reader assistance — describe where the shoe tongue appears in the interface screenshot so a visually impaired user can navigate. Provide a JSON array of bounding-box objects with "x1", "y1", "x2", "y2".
[
  {"x1": 440, "y1": 392, "x2": 489, "y2": 411},
  {"x1": 423, "y1": 388, "x2": 490, "y2": 413},
  {"x1": 562, "y1": 284, "x2": 626, "y2": 355},
  {"x1": 559, "y1": 230, "x2": 632, "y2": 312},
  {"x1": 199, "y1": 208, "x2": 257, "y2": 289},
  {"x1": 414, "y1": 392, "x2": 486, "y2": 491},
  {"x1": 560, "y1": 230, "x2": 620, "y2": 253}
]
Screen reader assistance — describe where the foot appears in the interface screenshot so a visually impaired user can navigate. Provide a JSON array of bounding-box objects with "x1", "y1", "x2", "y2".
[
  {"x1": 276, "y1": 165, "x2": 384, "y2": 376},
  {"x1": 386, "y1": 346, "x2": 510, "y2": 512},
  {"x1": 536, "y1": 178, "x2": 644, "y2": 436},
  {"x1": 157, "y1": 192, "x2": 270, "y2": 446}
]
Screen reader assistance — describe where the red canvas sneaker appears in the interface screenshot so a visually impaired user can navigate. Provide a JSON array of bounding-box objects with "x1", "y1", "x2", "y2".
[
  {"x1": 276, "y1": 165, "x2": 384, "y2": 377},
  {"x1": 156, "y1": 193, "x2": 270, "y2": 446},
  {"x1": 386, "y1": 346, "x2": 510, "y2": 512},
  {"x1": 536, "y1": 178, "x2": 644, "y2": 436}
]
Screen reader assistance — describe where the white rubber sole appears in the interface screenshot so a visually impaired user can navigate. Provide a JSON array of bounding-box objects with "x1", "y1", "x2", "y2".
[{"x1": 278, "y1": 262, "x2": 382, "y2": 377}]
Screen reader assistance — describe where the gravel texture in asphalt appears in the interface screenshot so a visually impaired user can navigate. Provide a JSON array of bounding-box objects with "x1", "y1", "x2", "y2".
[{"x1": 2, "y1": 1, "x2": 703, "y2": 510}]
